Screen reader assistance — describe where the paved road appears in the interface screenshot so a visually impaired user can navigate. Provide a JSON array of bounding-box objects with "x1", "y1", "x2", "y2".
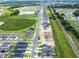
[
  {"x1": 39, "y1": 7, "x2": 55, "y2": 58},
  {"x1": 51, "y1": 8, "x2": 79, "y2": 57},
  {"x1": 30, "y1": 7, "x2": 40, "y2": 58},
  {"x1": 0, "y1": 40, "x2": 33, "y2": 42}
]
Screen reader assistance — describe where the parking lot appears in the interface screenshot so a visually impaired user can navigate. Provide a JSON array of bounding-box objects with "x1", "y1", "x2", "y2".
[
  {"x1": 35, "y1": 7, "x2": 55, "y2": 58},
  {"x1": 11, "y1": 42, "x2": 27, "y2": 58}
]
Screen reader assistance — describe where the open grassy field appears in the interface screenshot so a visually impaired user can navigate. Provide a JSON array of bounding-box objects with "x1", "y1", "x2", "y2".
[
  {"x1": 0, "y1": 14, "x2": 37, "y2": 31},
  {"x1": 50, "y1": 20, "x2": 76, "y2": 58},
  {"x1": 67, "y1": 20, "x2": 79, "y2": 49},
  {"x1": 47, "y1": 9, "x2": 76, "y2": 57},
  {"x1": 57, "y1": 9, "x2": 79, "y2": 50}
]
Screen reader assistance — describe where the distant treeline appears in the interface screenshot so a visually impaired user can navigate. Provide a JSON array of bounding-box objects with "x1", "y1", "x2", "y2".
[
  {"x1": 51, "y1": 3, "x2": 79, "y2": 8},
  {"x1": 0, "y1": 1, "x2": 40, "y2": 6}
]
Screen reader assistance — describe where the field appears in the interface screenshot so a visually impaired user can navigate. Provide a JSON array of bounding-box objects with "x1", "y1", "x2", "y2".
[
  {"x1": 0, "y1": 14, "x2": 37, "y2": 31},
  {"x1": 50, "y1": 20, "x2": 76, "y2": 57},
  {"x1": 57, "y1": 9, "x2": 79, "y2": 50},
  {"x1": 47, "y1": 9, "x2": 76, "y2": 57}
]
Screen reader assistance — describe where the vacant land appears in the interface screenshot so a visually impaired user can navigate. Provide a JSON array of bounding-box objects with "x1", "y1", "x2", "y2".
[
  {"x1": 47, "y1": 9, "x2": 76, "y2": 57},
  {"x1": 57, "y1": 9, "x2": 79, "y2": 50},
  {"x1": 0, "y1": 15, "x2": 37, "y2": 31},
  {"x1": 50, "y1": 20, "x2": 76, "y2": 58}
]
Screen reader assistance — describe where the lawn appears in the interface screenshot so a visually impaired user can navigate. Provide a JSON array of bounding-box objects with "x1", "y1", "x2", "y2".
[
  {"x1": 24, "y1": 53, "x2": 29, "y2": 58},
  {"x1": 67, "y1": 31, "x2": 79, "y2": 49},
  {"x1": 67, "y1": 20, "x2": 79, "y2": 32},
  {"x1": 47, "y1": 8, "x2": 76, "y2": 57},
  {"x1": 57, "y1": 9, "x2": 79, "y2": 50},
  {"x1": 50, "y1": 20, "x2": 76, "y2": 58},
  {"x1": 0, "y1": 15, "x2": 37, "y2": 31}
]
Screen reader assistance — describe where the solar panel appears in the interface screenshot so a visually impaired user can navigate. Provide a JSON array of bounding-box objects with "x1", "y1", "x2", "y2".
[
  {"x1": 1, "y1": 50, "x2": 6, "y2": 53},
  {"x1": 26, "y1": 29, "x2": 33, "y2": 35},
  {"x1": 13, "y1": 54, "x2": 23, "y2": 58},
  {"x1": 25, "y1": 35, "x2": 31, "y2": 38},
  {"x1": 17, "y1": 44, "x2": 27, "y2": 46},
  {"x1": 15, "y1": 46, "x2": 27, "y2": 48},
  {"x1": 12, "y1": 42, "x2": 28, "y2": 57},
  {"x1": 13, "y1": 50, "x2": 25, "y2": 53},
  {"x1": 16, "y1": 42, "x2": 27, "y2": 48},
  {"x1": 3, "y1": 42, "x2": 11, "y2": 45}
]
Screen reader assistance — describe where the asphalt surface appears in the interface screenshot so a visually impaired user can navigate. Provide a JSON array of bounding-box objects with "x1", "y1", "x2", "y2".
[
  {"x1": 30, "y1": 7, "x2": 40, "y2": 58},
  {"x1": 40, "y1": 7, "x2": 54, "y2": 58}
]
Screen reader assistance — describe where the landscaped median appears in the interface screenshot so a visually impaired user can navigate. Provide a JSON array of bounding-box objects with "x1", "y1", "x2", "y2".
[{"x1": 47, "y1": 8, "x2": 76, "y2": 58}]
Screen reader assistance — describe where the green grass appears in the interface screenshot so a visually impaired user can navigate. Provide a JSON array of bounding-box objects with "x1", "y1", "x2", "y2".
[
  {"x1": 67, "y1": 20, "x2": 79, "y2": 32},
  {"x1": 57, "y1": 8, "x2": 79, "y2": 49},
  {"x1": 47, "y1": 9, "x2": 75, "y2": 57},
  {"x1": 24, "y1": 53, "x2": 29, "y2": 58},
  {"x1": 67, "y1": 31, "x2": 79, "y2": 49},
  {"x1": 0, "y1": 14, "x2": 37, "y2": 40},
  {"x1": 0, "y1": 15, "x2": 37, "y2": 31},
  {"x1": 66, "y1": 18, "x2": 79, "y2": 50},
  {"x1": 59, "y1": 9, "x2": 79, "y2": 50},
  {"x1": 48, "y1": 8, "x2": 76, "y2": 57},
  {"x1": 50, "y1": 19, "x2": 76, "y2": 58},
  {"x1": 7, "y1": 14, "x2": 37, "y2": 19}
]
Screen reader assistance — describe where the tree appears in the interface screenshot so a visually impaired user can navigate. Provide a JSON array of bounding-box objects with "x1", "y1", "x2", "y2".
[
  {"x1": 3, "y1": 9, "x2": 20, "y2": 16},
  {"x1": 54, "y1": 12, "x2": 60, "y2": 16},
  {"x1": 61, "y1": 13, "x2": 65, "y2": 16},
  {"x1": 60, "y1": 20, "x2": 67, "y2": 25},
  {"x1": 76, "y1": 33, "x2": 79, "y2": 38},
  {"x1": 73, "y1": 10, "x2": 79, "y2": 16},
  {"x1": 3, "y1": 10, "x2": 12, "y2": 16},
  {"x1": 11, "y1": 9, "x2": 20, "y2": 16}
]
